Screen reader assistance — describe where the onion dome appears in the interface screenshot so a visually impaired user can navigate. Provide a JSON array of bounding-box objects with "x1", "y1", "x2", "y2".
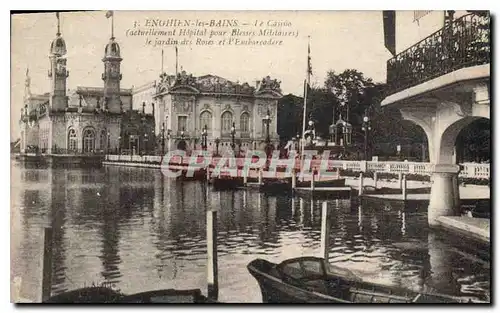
[
  {"x1": 104, "y1": 37, "x2": 121, "y2": 59},
  {"x1": 50, "y1": 34, "x2": 67, "y2": 56}
]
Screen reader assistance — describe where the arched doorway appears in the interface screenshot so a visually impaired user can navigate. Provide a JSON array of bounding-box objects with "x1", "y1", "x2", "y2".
[
  {"x1": 455, "y1": 118, "x2": 490, "y2": 164},
  {"x1": 82, "y1": 128, "x2": 95, "y2": 153},
  {"x1": 438, "y1": 116, "x2": 489, "y2": 165},
  {"x1": 177, "y1": 140, "x2": 187, "y2": 151}
]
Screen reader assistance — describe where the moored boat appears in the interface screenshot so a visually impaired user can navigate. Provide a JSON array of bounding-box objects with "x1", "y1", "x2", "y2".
[
  {"x1": 44, "y1": 287, "x2": 215, "y2": 303},
  {"x1": 296, "y1": 178, "x2": 346, "y2": 188},
  {"x1": 259, "y1": 178, "x2": 292, "y2": 193},
  {"x1": 247, "y1": 257, "x2": 479, "y2": 303},
  {"x1": 210, "y1": 176, "x2": 244, "y2": 190},
  {"x1": 293, "y1": 187, "x2": 352, "y2": 200}
]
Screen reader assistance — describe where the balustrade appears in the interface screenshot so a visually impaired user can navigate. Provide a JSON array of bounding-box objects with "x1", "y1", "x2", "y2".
[
  {"x1": 103, "y1": 153, "x2": 490, "y2": 180},
  {"x1": 386, "y1": 12, "x2": 490, "y2": 95}
]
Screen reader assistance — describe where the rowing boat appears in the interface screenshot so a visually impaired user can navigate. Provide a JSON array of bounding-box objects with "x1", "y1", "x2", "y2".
[{"x1": 248, "y1": 257, "x2": 478, "y2": 303}]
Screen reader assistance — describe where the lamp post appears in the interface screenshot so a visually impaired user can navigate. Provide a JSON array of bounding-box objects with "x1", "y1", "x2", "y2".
[
  {"x1": 214, "y1": 137, "x2": 220, "y2": 156},
  {"x1": 236, "y1": 139, "x2": 242, "y2": 157},
  {"x1": 202, "y1": 125, "x2": 208, "y2": 151},
  {"x1": 230, "y1": 122, "x2": 236, "y2": 151},
  {"x1": 118, "y1": 136, "x2": 121, "y2": 154},
  {"x1": 107, "y1": 131, "x2": 110, "y2": 155},
  {"x1": 308, "y1": 118, "x2": 315, "y2": 145},
  {"x1": 144, "y1": 133, "x2": 148, "y2": 155},
  {"x1": 161, "y1": 123, "x2": 166, "y2": 155},
  {"x1": 296, "y1": 134, "x2": 300, "y2": 154},
  {"x1": 264, "y1": 110, "x2": 271, "y2": 144},
  {"x1": 361, "y1": 112, "x2": 371, "y2": 160}
]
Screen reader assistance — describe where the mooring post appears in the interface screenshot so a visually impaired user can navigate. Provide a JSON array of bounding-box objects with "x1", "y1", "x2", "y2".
[
  {"x1": 373, "y1": 171, "x2": 378, "y2": 189},
  {"x1": 402, "y1": 174, "x2": 407, "y2": 201},
  {"x1": 320, "y1": 202, "x2": 331, "y2": 260},
  {"x1": 358, "y1": 172, "x2": 364, "y2": 196},
  {"x1": 243, "y1": 168, "x2": 248, "y2": 185},
  {"x1": 398, "y1": 172, "x2": 403, "y2": 189},
  {"x1": 206, "y1": 166, "x2": 211, "y2": 182},
  {"x1": 40, "y1": 227, "x2": 53, "y2": 303},
  {"x1": 310, "y1": 170, "x2": 315, "y2": 191},
  {"x1": 291, "y1": 168, "x2": 297, "y2": 189},
  {"x1": 258, "y1": 168, "x2": 263, "y2": 185},
  {"x1": 206, "y1": 208, "x2": 218, "y2": 301}
]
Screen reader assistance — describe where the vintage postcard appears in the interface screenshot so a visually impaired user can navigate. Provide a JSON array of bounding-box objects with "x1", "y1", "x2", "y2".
[{"x1": 10, "y1": 10, "x2": 490, "y2": 303}]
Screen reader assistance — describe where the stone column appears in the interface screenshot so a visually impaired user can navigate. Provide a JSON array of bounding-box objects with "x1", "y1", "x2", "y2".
[
  {"x1": 452, "y1": 174, "x2": 460, "y2": 210},
  {"x1": 428, "y1": 164, "x2": 460, "y2": 226},
  {"x1": 358, "y1": 172, "x2": 363, "y2": 196}
]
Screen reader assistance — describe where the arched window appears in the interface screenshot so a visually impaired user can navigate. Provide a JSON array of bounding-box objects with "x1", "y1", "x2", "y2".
[
  {"x1": 100, "y1": 130, "x2": 106, "y2": 150},
  {"x1": 200, "y1": 111, "x2": 212, "y2": 130},
  {"x1": 82, "y1": 128, "x2": 95, "y2": 153},
  {"x1": 221, "y1": 111, "x2": 233, "y2": 132},
  {"x1": 240, "y1": 112, "x2": 250, "y2": 132},
  {"x1": 68, "y1": 129, "x2": 77, "y2": 151}
]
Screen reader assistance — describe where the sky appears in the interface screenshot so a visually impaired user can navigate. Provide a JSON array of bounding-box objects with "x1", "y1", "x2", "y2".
[{"x1": 11, "y1": 11, "x2": 391, "y2": 140}]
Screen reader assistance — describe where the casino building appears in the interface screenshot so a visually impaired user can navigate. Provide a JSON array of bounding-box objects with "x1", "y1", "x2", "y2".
[
  {"x1": 151, "y1": 72, "x2": 282, "y2": 155},
  {"x1": 19, "y1": 13, "x2": 155, "y2": 156},
  {"x1": 18, "y1": 12, "x2": 283, "y2": 158}
]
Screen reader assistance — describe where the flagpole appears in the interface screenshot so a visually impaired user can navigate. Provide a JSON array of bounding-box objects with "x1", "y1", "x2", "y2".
[
  {"x1": 111, "y1": 13, "x2": 114, "y2": 39},
  {"x1": 301, "y1": 36, "x2": 311, "y2": 159},
  {"x1": 301, "y1": 79, "x2": 307, "y2": 151},
  {"x1": 56, "y1": 12, "x2": 60, "y2": 35},
  {"x1": 161, "y1": 49, "x2": 164, "y2": 74},
  {"x1": 175, "y1": 46, "x2": 179, "y2": 75}
]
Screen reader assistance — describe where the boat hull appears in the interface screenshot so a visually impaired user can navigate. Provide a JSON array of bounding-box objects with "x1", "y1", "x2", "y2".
[
  {"x1": 248, "y1": 260, "x2": 348, "y2": 303},
  {"x1": 296, "y1": 178, "x2": 346, "y2": 188},
  {"x1": 247, "y1": 257, "x2": 473, "y2": 304},
  {"x1": 293, "y1": 188, "x2": 352, "y2": 200},
  {"x1": 210, "y1": 177, "x2": 244, "y2": 190}
]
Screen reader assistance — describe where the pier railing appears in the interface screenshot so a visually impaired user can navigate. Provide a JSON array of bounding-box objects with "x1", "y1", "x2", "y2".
[{"x1": 103, "y1": 154, "x2": 490, "y2": 180}]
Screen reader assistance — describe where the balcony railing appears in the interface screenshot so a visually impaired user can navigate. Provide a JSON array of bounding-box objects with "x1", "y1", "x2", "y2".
[{"x1": 386, "y1": 12, "x2": 490, "y2": 95}]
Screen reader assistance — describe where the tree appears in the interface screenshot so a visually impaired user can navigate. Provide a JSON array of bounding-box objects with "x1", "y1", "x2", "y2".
[
  {"x1": 276, "y1": 68, "x2": 431, "y2": 160},
  {"x1": 325, "y1": 69, "x2": 375, "y2": 126},
  {"x1": 277, "y1": 94, "x2": 303, "y2": 141}
]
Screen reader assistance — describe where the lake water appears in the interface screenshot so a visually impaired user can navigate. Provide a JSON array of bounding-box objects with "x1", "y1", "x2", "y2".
[{"x1": 10, "y1": 161, "x2": 490, "y2": 303}]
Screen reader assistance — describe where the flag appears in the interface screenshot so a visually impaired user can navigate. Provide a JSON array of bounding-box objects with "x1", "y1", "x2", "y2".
[
  {"x1": 105, "y1": 10, "x2": 113, "y2": 18},
  {"x1": 307, "y1": 41, "x2": 312, "y2": 77}
]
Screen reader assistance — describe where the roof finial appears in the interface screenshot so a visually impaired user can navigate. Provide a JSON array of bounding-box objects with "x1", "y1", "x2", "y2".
[
  {"x1": 105, "y1": 11, "x2": 114, "y2": 39},
  {"x1": 161, "y1": 49, "x2": 164, "y2": 74},
  {"x1": 56, "y1": 12, "x2": 61, "y2": 36}
]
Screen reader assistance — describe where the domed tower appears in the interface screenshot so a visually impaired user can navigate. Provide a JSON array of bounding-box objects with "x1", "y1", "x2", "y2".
[
  {"x1": 102, "y1": 35, "x2": 122, "y2": 113},
  {"x1": 48, "y1": 12, "x2": 69, "y2": 111}
]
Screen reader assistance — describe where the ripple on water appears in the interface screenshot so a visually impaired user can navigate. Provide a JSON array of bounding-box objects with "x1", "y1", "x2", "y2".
[{"x1": 10, "y1": 164, "x2": 491, "y2": 302}]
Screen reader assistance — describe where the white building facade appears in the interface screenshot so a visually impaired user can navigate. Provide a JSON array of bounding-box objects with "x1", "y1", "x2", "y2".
[{"x1": 152, "y1": 72, "x2": 283, "y2": 155}]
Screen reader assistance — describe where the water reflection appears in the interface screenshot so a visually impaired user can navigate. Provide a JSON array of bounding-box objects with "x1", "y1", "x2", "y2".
[{"x1": 11, "y1": 163, "x2": 490, "y2": 303}]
